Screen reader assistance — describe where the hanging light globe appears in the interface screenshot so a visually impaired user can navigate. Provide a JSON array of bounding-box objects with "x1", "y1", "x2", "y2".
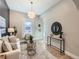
[
  {"x1": 27, "y1": 11, "x2": 36, "y2": 19},
  {"x1": 27, "y1": 1, "x2": 36, "y2": 19}
]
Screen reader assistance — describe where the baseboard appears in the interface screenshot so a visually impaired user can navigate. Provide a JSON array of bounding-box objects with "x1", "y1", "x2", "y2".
[{"x1": 65, "y1": 51, "x2": 79, "y2": 59}]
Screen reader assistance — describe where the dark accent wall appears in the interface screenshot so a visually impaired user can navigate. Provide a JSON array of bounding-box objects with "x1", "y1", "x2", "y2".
[{"x1": 0, "y1": 0, "x2": 9, "y2": 27}]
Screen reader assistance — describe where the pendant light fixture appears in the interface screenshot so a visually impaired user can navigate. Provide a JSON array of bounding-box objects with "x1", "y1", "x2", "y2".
[{"x1": 27, "y1": 1, "x2": 36, "y2": 19}]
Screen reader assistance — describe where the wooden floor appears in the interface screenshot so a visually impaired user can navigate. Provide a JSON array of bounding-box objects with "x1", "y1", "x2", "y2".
[{"x1": 47, "y1": 45, "x2": 73, "y2": 59}]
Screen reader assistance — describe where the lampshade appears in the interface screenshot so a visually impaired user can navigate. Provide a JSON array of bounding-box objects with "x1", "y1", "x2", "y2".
[
  {"x1": 27, "y1": 11, "x2": 36, "y2": 19},
  {"x1": 8, "y1": 28, "x2": 14, "y2": 33}
]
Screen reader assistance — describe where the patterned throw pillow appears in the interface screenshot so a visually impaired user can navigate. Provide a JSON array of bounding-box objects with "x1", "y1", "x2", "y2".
[
  {"x1": 8, "y1": 36, "x2": 18, "y2": 50},
  {"x1": 8, "y1": 36, "x2": 17, "y2": 43},
  {"x1": 0, "y1": 40, "x2": 3, "y2": 53},
  {"x1": 10, "y1": 43, "x2": 17, "y2": 50},
  {"x1": 2, "y1": 36, "x2": 9, "y2": 42},
  {"x1": 2, "y1": 41, "x2": 12, "y2": 52}
]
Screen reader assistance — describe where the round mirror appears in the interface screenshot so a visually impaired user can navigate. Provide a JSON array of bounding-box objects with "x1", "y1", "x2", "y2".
[{"x1": 51, "y1": 22, "x2": 62, "y2": 35}]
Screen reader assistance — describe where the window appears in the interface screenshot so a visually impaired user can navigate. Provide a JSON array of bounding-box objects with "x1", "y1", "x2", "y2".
[
  {"x1": 23, "y1": 21, "x2": 32, "y2": 36},
  {"x1": 0, "y1": 16, "x2": 6, "y2": 37}
]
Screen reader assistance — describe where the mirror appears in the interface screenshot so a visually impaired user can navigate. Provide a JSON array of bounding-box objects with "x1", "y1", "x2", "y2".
[{"x1": 51, "y1": 22, "x2": 62, "y2": 35}]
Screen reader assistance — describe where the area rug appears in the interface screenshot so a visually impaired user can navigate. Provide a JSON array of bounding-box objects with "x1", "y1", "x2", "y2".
[{"x1": 20, "y1": 40, "x2": 57, "y2": 59}]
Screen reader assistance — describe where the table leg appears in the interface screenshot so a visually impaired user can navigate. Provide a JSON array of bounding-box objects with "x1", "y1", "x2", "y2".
[
  {"x1": 50, "y1": 37, "x2": 51, "y2": 46},
  {"x1": 60, "y1": 40, "x2": 62, "y2": 53},
  {"x1": 63, "y1": 39, "x2": 65, "y2": 53}
]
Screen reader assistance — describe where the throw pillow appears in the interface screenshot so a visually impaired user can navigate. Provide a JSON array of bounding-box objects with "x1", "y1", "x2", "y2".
[
  {"x1": 11, "y1": 43, "x2": 17, "y2": 50},
  {"x1": 2, "y1": 36, "x2": 9, "y2": 42},
  {"x1": 8, "y1": 36, "x2": 17, "y2": 43},
  {"x1": 2, "y1": 41, "x2": 12, "y2": 52}
]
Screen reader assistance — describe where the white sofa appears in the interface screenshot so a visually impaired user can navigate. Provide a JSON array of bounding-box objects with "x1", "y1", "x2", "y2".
[{"x1": 0, "y1": 36, "x2": 21, "y2": 59}]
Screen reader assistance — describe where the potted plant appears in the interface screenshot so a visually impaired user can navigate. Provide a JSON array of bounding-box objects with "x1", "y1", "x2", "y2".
[{"x1": 29, "y1": 35, "x2": 33, "y2": 43}]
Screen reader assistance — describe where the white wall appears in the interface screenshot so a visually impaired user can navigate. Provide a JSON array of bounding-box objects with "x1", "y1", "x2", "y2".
[
  {"x1": 10, "y1": 10, "x2": 44, "y2": 39},
  {"x1": 41, "y1": 0, "x2": 79, "y2": 57},
  {"x1": 34, "y1": 17, "x2": 44, "y2": 40}
]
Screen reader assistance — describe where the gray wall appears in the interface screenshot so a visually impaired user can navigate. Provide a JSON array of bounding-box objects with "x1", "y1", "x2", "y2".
[{"x1": 0, "y1": 0, "x2": 9, "y2": 27}]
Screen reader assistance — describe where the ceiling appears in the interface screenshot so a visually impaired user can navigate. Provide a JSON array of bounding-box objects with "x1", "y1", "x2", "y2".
[{"x1": 6, "y1": 0, "x2": 61, "y2": 15}]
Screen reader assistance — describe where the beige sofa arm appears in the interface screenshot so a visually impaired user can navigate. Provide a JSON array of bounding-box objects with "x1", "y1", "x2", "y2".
[{"x1": 0, "y1": 49, "x2": 20, "y2": 59}]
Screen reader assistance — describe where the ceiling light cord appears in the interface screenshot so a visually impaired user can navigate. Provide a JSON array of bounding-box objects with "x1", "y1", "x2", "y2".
[{"x1": 30, "y1": 1, "x2": 33, "y2": 11}]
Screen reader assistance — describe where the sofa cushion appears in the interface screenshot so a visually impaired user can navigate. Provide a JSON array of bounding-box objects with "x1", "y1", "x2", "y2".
[
  {"x1": 0, "y1": 40, "x2": 3, "y2": 53},
  {"x1": 2, "y1": 41, "x2": 12, "y2": 52}
]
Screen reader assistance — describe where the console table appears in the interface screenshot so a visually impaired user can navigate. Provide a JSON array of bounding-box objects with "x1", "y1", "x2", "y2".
[{"x1": 47, "y1": 35, "x2": 65, "y2": 54}]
